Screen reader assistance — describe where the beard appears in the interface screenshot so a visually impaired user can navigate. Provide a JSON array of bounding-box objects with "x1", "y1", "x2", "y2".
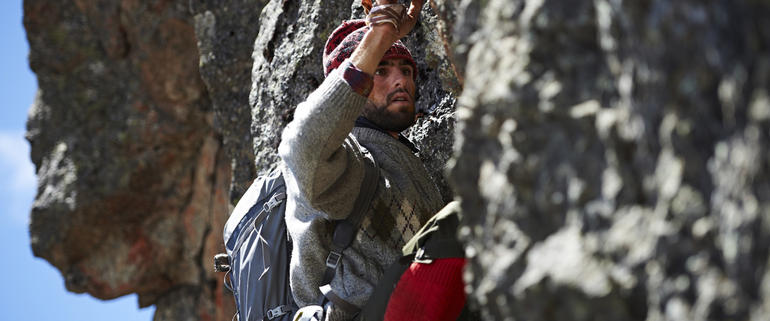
[{"x1": 362, "y1": 89, "x2": 416, "y2": 133}]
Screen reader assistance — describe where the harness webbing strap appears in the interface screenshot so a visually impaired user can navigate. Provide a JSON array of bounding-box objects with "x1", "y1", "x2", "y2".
[
  {"x1": 356, "y1": 255, "x2": 414, "y2": 321},
  {"x1": 415, "y1": 238, "x2": 465, "y2": 262},
  {"x1": 317, "y1": 135, "x2": 380, "y2": 313},
  {"x1": 320, "y1": 284, "x2": 360, "y2": 313}
]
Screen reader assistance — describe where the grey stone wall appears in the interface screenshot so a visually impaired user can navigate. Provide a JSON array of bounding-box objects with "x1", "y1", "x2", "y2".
[{"x1": 450, "y1": 0, "x2": 770, "y2": 320}]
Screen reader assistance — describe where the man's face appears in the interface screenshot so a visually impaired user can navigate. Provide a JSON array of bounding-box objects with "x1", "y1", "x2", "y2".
[{"x1": 363, "y1": 58, "x2": 416, "y2": 133}]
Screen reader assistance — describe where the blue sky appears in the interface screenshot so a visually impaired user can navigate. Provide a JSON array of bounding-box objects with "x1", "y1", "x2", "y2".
[{"x1": 0, "y1": 1, "x2": 155, "y2": 320}]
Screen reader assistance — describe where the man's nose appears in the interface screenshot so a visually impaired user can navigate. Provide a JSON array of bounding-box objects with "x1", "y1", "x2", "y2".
[{"x1": 392, "y1": 72, "x2": 406, "y2": 88}]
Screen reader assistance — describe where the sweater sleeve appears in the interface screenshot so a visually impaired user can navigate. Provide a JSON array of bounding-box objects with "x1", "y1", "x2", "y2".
[{"x1": 278, "y1": 65, "x2": 372, "y2": 220}]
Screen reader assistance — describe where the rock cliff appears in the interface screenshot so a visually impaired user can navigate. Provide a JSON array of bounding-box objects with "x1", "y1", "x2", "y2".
[
  {"x1": 24, "y1": 0, "x2": 770, "y2": 320},
  {"x1": 25, "y1": 0, "x2": 232, "y2": 319},
  {"x1": 450, "y1": 1, "x2": 770, "y2": 320}
]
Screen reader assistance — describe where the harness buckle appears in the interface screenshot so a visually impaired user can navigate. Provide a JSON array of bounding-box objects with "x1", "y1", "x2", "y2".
[
  {"x1": 263, "y1": 193, "x2": 285, "y2": 213},
  {"x1": 326, "y1": 251, "x2": 343, "y2": 269},
  {"x1": 266, "y1": 305, "x2": 290, "y2": 319},
  {"x1": 414, "y1": 248, "x2": 433, "y2": 264}
]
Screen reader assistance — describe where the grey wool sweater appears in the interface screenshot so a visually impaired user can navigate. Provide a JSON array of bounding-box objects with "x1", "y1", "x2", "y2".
[{"x1": 278, "y1": 67, "x2": 444, "y2": 320}]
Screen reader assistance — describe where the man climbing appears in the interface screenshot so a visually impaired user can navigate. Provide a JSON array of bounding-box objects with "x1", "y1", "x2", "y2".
[{"x1": 278, "y1": 0, "x2": 445, "y2": 319}]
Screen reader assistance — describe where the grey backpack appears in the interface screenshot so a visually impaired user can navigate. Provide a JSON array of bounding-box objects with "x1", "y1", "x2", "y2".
[
  {"x1": 215, "y1": 135, "x2": 379, "y2": 321},
  {"x1": 218, "y1": 168, "x2": 295, "y2": 321}
]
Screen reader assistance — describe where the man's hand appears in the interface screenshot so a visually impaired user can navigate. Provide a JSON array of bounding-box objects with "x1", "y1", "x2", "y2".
[
  {"x1": 397, "y1": 0, "x2": 425, "y2": 40},
  {"x1": 350, "y1": 0, "x2": 424, "y2": 76},
  {"x1": 370, "y1": 0, "x2": 424, "y2": 44}
]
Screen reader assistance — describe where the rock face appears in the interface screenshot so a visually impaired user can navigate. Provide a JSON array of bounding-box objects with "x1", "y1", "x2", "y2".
[
  {"x1": 450, "y1": 0, "x2": 770, "y2": 320},
  {"x1": 191, "y1": 0, "x2": 269, "y2": 204},
  {"x1": 23, "y1": 0, "x2": 770, "y2": 320},
  {"x1": 247, "y1": 0, "x2": 459, "y2": 206},
  {"x1": 24, "y1": 0, "x2": 232, "y2": 320}
]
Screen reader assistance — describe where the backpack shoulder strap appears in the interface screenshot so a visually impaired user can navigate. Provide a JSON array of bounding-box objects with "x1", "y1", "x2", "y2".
[
  {"x1": 329, "y1": 134, "x2": 379, "y2": 255},
  {"x1": 318, "y1": 133, "x2": 380, "y2": 312}
]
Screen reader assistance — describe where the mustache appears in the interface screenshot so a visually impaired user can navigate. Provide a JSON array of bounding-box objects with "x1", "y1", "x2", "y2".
[{"x1": 386, "y1": 88, "x2": 413, "y2": 104}]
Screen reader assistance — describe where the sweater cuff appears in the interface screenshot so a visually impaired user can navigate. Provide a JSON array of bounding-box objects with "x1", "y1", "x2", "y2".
[{"x1": 338, "y1": 59, "x2": 373, "y2": 97}]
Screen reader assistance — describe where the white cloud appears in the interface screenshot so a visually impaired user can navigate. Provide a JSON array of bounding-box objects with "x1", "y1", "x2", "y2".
[
  {"x1": 0, "y1": 131, "x2": 37, "y2": 226},
  {"x1": 0, "y1": 131, "x2": 36, "y2": 189}
]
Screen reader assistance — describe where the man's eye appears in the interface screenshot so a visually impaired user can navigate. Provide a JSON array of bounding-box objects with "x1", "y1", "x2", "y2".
[
  {"x1": 401, "y1": 68, "x2": 412, "y2": 76},
  {"x1": 375, "y1": 69, "x2": 386, "y2": 76}
]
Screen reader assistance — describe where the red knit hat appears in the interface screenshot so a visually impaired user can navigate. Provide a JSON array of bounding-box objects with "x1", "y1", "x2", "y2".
[{"x1": 323, "y1": 19, "x2": 417, "y2": 79}]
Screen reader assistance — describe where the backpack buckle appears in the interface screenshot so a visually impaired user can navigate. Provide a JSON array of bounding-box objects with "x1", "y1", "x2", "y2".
[
  {"x1": 266, "y1": 305, "x2": 290, "y2": 319},
  {"x1": 414, "y1": 248, "x2": 433, "y2": 264},
  {"x1": 213, "y1": 253, "x2": 231, "y2": 272},
  {"x1": 326, "y1": 251, "x2": 343, "y2": 269},
  {"x1": 263, "y1": 193, "x2": 285, "y2": 213}
]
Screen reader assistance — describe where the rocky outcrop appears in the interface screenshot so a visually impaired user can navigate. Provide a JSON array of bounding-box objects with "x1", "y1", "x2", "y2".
[
  {"x1": 450, "y1": 0, "x2": 770, "y2": 320},
  {"x1": 23, "y1": 0, "x2": 770, "y2": 320},
  {"x1": 24, "y1": 0, "x2": 232, "y2": 319}
]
